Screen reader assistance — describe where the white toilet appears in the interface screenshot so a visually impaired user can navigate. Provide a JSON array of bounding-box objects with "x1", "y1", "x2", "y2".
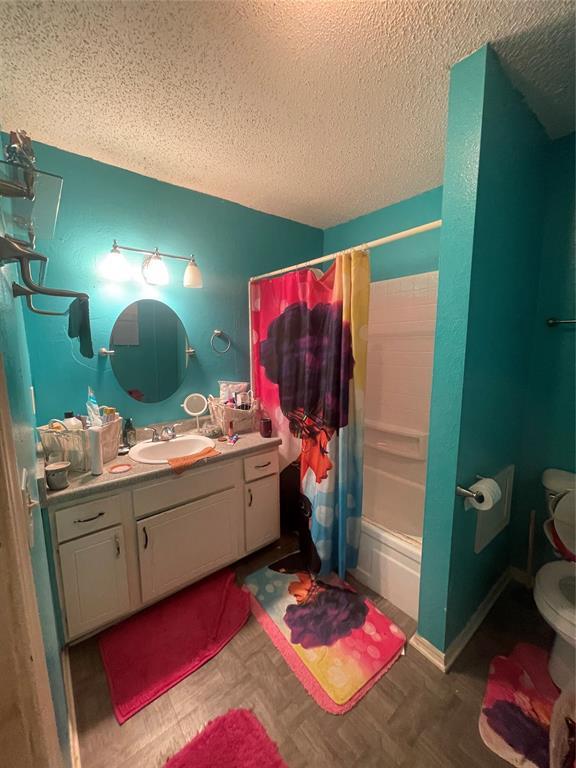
[{"x1": 533, "y1": 468, "x2": 576, "y2": 690}]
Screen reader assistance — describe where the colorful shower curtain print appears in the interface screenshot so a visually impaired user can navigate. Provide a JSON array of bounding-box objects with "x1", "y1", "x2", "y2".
[{"x1": 250, "y1": 251, "x2": 370, "y2": 576}]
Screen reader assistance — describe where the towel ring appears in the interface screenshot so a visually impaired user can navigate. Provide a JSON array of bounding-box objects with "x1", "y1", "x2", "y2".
[{"x1": 210, "y1": 329, "x2": 231, "y2": 354}]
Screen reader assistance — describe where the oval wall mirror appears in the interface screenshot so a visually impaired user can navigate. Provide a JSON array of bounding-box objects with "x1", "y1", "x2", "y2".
[{"x1": 110, "y1": 299, "x2": 190, "y2": 403}]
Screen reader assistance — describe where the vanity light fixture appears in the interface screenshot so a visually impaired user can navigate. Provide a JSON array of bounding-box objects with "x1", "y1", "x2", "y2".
[
  {"x1": 99, "y1": 241, "x2": 131, "y2": 282},
  {"x1": 183, "y1": 256, "x2": 203, "y2": 288},
  {"x1": 101, "y1": 240, "x2": 203, "y2": 288},
  {"x1": 141, "y1": 250, "x2": 169, "y2": 286}
]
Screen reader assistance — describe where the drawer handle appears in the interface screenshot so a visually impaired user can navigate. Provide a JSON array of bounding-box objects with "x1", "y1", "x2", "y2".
[
  {"x1": 248, "y1": 489, "x2": 253, "y2": 507},
  {"x1": 143, "y1": 526, "x2": 149, "y2": 550},
  {"x1": 74, "y1": 511, "x2": 105, "y2": 524},
  {"x1": 255, "y1": 461, "x2": 271, "y2": 469},
  {"x1": 114, "y1": 535, "x2": 121, "y2": 558}
]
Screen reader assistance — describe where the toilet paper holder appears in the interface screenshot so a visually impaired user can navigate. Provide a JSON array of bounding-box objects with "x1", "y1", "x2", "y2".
[{"x1": 456, "y1": 476, "x2": 486, "y2": 504}]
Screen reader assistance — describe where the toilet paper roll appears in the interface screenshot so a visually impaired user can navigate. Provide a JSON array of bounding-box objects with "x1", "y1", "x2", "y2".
[{"x1": 464, "y1": 478, "x2": 502, "y2": 511}]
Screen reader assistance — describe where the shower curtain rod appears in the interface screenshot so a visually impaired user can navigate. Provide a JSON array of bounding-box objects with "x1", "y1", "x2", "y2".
[{"x1": 249, "y1": 219, "x2": 442, "y2": 283}]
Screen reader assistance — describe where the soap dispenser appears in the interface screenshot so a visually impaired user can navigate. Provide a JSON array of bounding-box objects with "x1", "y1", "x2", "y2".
[{"x1": 123, "y1": 417, "x2": 137, "y2": 447}]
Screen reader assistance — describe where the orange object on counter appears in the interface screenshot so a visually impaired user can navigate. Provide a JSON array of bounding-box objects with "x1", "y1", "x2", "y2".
[{"x1": 168, "y1": 447, "x2": 221, "y2": 475}]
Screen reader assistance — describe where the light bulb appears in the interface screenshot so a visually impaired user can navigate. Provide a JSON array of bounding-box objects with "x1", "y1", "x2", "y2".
[
  {"x1": 183, "y1": 257, "x2": 203, "y2": 288},
  {"x1": 99, "y1": 245, "x2": 131, "y2": 282},
  {"x1": 142, "y1": 252, "x2": 169, "y2": 286}
]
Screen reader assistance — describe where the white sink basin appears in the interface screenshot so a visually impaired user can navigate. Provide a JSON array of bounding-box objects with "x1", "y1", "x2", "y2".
[{"x1": 129, "y1": 434, "x2": 216, "y2": 465}]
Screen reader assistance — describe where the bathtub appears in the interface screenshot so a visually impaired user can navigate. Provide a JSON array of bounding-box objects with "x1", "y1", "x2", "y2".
[{"x1": 352, "y1": 519, "x2": 421, "y2": 620}]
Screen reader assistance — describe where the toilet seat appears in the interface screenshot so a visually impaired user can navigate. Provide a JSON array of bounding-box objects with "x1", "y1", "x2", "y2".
[{"x1": 534, "y1": 561, "x2": 576, "y2": 642}]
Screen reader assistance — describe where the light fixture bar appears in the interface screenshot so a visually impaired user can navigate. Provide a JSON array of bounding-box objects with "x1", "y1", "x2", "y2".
[{"x1": 112, "y1": 240, "x2": 191, "y2": 263}]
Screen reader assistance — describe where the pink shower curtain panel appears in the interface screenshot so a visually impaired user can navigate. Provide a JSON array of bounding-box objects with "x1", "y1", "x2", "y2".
[{"x1": 250, "y1": 254, "x2": 370, "y2": 576}]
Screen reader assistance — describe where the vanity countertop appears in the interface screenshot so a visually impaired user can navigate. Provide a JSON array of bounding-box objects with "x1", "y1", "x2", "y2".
[{"x1": 42, "y1": 432, "x2": 282, "y2": 507}]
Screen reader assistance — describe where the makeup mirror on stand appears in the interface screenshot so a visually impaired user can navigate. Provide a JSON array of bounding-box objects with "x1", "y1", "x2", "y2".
[{"x1": 181, "y1": 393, "x2": 208, "y2": 431}]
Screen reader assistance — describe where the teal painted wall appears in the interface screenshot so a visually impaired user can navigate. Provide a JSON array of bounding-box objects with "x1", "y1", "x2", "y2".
[
  {"x1": 25, "y1": 141, "x2": 322, "y2": 426},
  {"x1": 0, "y1": 265, "x2": 70, "y2": 764},
  {"x1": 419, "y1": 45, "x2": 547, "y2": 651},
  {"x1": 323, "y1": 187, "x2": 443, "y2": 278},
  {"x1": 513, "y1": 133, "x2": 576, "y2": 570}
]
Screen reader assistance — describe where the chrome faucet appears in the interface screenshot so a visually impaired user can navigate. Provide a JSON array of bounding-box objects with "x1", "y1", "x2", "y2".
[
  {"x1": 142, "y1": 426, "x2": 160, "y2": 442},
  {"x1": 142, "y1": 424, "x2": 182, "y2": 442},
  {"x1": 159, "y1": 423, "x2": 182, "y2": 442}
]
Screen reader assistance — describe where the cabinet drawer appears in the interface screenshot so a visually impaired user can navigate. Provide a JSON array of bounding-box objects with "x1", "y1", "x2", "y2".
[
  {"x1": 133, "y1": 459, "x2": 242, "y2": 519},
  {"x1": 243, "y1": 450, "x2": 278, "y2": 482},
  {"x1": 55, "y1": 493, "x2": 128, "y2": 543}
]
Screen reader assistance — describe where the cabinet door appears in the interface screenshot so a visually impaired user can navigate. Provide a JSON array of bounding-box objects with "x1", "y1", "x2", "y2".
[
  {"x1": 59, "y1": 525, "x2": 130, "y2": 639},
  {"x1": 245, "y1": 475, "x2": 280, "y2": 554},
  {"x1": 137, "y1": 488, "x2": 242, "y2": 603}
]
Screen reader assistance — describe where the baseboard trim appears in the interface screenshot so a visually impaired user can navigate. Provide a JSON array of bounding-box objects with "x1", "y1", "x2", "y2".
[
  {"x1": 61, "y1": 648, "x2": 81, "y2": 768},
  {"x1": 410, "y1": 568, "x2": 511, "y2": 672},
  {"x1": 409, "y1": 632, "x2": 447, "y2": 671}
]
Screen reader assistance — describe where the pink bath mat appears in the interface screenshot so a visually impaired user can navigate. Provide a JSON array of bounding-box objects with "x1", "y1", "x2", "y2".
[
  {"x1": 99, "y1": 568, "x2": 250, "y2": 724},
  {"x1": 479, "y1": 643, "x2": 560, "y2": 768},
  {"x1": 165, "y1": 708, "x2": 287, "y2": 768},
  {"x1": 244, "y1": 566, "x2": 406, "y2": 714}
]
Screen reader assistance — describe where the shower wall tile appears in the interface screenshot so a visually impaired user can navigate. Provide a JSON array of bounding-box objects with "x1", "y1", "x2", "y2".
[{"x1": 363, "y1": 272, "x2": 438, "y2": 537}]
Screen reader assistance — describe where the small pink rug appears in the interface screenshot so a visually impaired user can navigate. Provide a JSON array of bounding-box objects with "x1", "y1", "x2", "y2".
[
  {"x1": 165, "y1": 709, "x2": 287, "y2": 768},
  {"x1": 99, "y1": 569, "x2": 249, "y2": 723},
  {"x1": 479, "y1": 643, "x2": 560, "y2": 768},
  {"x1": 244, "y1": 566, "x2": 406, "y2": 714}
]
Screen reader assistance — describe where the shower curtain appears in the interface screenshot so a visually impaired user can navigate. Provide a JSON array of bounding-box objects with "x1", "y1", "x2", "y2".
[{"x1": 250, "y1": 251, "x2": 370, "y2": 577}]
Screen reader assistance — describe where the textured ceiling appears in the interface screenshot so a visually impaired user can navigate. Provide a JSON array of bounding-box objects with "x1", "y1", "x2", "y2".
[{"x1": 0, "y1": 1, "x2": 574, "y2": 228}]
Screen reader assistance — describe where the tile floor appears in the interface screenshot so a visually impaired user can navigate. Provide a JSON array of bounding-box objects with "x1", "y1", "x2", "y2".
[{"x1": 69, "y1": 539, "x2": 553, "y2": 768}]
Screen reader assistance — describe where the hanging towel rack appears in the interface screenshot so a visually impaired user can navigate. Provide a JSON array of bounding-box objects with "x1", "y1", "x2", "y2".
[
  {"x1": 210, "y1": 329, "x2": 231, "y2": 354},
  {"x1": 0, "y1": 234, "x2": 88, "y2": 315}
]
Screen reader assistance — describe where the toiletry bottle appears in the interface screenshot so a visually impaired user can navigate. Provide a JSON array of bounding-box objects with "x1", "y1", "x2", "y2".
[
  {"x1": 63, "y1": 411, "x2": 83, "y2": 430},
  {"x1": 123, "y1": 417, "x2": 137, "y2": 447},
  {"x1": 260, "y1": 411, "x2": 272, "y2": 438},
  {"x1": 227, "y1": 419, "x2": 235, "y2": 438},
  {"x1": 86, "y1": 387, "x2": 102, "y2": 427},
  {"x1": 89, "y1": 427, "x2": 104, "y2": 475}
]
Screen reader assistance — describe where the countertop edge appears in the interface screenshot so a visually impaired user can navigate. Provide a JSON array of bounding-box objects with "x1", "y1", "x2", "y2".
[{"x1": 43, "y1": 434, "x2": 282, "y2": 508}]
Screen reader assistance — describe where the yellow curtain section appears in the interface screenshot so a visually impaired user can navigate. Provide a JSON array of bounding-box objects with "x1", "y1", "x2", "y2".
[{"x1": 334, "y1": 249, "x2": 370, "y2": 392}]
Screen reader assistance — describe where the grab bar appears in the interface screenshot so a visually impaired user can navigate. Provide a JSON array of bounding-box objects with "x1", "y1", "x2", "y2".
[
  {"x1": 12, "y1": 283, "x2": 70, "y2": 316},
  {"x1": 1, "y1": 234, "x2": 88, "y2": 304}
]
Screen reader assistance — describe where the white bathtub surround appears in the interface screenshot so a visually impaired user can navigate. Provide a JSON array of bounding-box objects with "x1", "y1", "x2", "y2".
[
  {"x1": 362, "y1": 272, "x2": 437, "y2": 536},
  {"x1": 356, "y1": 272, "x2": 437, "y2": 615}
]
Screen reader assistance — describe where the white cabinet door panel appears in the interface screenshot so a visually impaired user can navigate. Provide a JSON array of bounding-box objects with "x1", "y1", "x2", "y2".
[
  {"x1": 59, "y1": 525, "x2": 130, "y2": 639},
  {"x1": 137, "y1": 488, "x2": 242, "y2": 603},
  {"x1": 245, "y1": 475, "x2": 280, "y2": 554}
]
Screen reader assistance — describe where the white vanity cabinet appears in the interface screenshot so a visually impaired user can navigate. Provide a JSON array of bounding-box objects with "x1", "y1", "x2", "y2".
[
  {"x1": 137, "y1": 488, "x2": 243, "y2": 603},
  {"x1": 59, "y1": 525, "x2": 131, "y2": 639},
  {"x1": 49, "y1": 444, "x2": 280, "y2": 642},
  {"x1": 245, "y1": 476, "x2": 280, "y2": 553}
]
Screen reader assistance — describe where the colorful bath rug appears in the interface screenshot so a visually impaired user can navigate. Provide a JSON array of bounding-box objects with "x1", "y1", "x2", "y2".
[
  {"x1": 479, "y1": 643, "x2": 561, "y2": 768},
  {"x1": 244, "y1": 566, "x2": 406, "y2": 714},
  {"x1": 99, "y1": 568, "x2": 249, "y2": 724},
  {"x1": 164, "y1": 709, "x2": 287, "y2": 768}
]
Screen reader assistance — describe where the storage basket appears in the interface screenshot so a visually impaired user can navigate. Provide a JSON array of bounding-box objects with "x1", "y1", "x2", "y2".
[
  {"x1": 38, "y1": 419, "x2": 123, "y2": 472},
  {"x1": 208, "y1": 396, "x2": 256, "y2": 434},
  {"x1": 100, "y1": 419, "x2": 123, "y2": 463}
]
